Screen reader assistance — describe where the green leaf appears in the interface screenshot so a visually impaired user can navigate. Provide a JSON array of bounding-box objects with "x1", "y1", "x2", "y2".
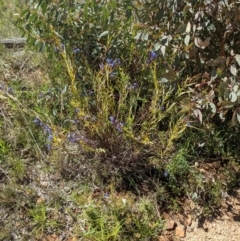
[
  {"x1": 230, "y1": 65, "x2": 237, "y2": 76},
  {"x1": 154, "y1": 42, "x2": 161, "y2": 51},
  {"x1": 233, "y1": 85, "x2": 238, "y2": 93},
  {"x1": 160, "y1": 45, "x2": 166, "y2": 56},
  {"x1": 184, "y1": 35, "x2": 190, "y2": 46},
  {"x1": 209, "y1": 103, "x2": 216, "y2": 113},
  {"x1": 237, "y1": 111, "x2": 240, "y2": 124},
  {"x1": 211, "y1": 69, "x2": 218, "y2": 80},
  {"x1": 194, "y1": 37, "x2": 210, "y2": 49},
  {"x1": 142, "y1": 32, "x2": 149, "y2": 41},
  {"x1": 186, "y1": 22, "x2": 191, "y2": 33},
  {"x1": 176, "y1": 24, "x2": 187, "y2": 34},
  {"x1": 155, "y1": 9, "x2": 164, "y2": 21},
  {"x1": 98, "y1": 31, "x2": 109, "y2": 39},
  {"x1": 219, "y1": 82, "x2": 228, "y2": 96},
  {"x1": 135, "y1": 32, "x2": 149, "y2": 41},
  {"x1": 160, "y1": 78, "x2": 168, "y2": 83},
  {"x1": 229, "y1": 92, "x2": 237, "y2": 102},
  {"x1": 235, "y1": 54, "x2": 240, "y2": 66}
]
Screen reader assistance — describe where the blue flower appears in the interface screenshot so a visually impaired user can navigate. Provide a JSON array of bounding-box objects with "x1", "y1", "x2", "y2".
[
  {"x1": 106, "y1": 58, "x2": 120, "y2": 68},
  {"x1": 109, "y1": 72, "x2": 117, "y2": 78},
  {"x1": 164, "y1": 170, "x2": 169, "y2": 177},
  {"x1": 73, "y1": 48, "x2": 80, "y2": 54},
  {"x1": 0, "y1": 83, "x2": 4, "y2": 90},
  {"x1": 33, "y1": 117, "x2": 43, "y2": 127},
  {"x1": 54, "y1": 43, "x2": 65, "y2": 53},
  {"x1": 48, "y1": 134, "x2": 53, "y2": 141},
  {"x1": 146, "y1": 51, "x2": 158, "y2": 63},
  {"x1": 127, "y1": 82, "x2": 138, "y2": 90},
  {"x1": 46, "y1": 144, "x2": 51, "y2": 152},
  {"x1": 7, "y1": 87, "x2": 14, "y2": 94},
  {"x1": 43, "y1": 125, "x2": 52, "y2": 135},
  {"x1": 67, "y1": 132, "x2": 81, "y2": 143},
  {"x1": 109, "y1": 116, "x2": 124, "y2": 132},
  {"x1": 104, "y1": 193, "x2": 109, "y2": 199}
]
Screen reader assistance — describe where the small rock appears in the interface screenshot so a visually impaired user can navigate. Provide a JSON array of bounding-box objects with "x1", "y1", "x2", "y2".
[
  {"x1": 186, "y1": 215, "x2": 192, "y2": 226},
  {"x1": 166, "y1": 220, "x2": 175, "y2": 230},
  {"x1": 175, "y1": 225, "x2": 186, "y2": 238},
  {"x1": 221, "y1": 213, "x2": 230, "y2": 220},
  {"x1": 40, "y1": 181, "x2": 48, "y2": 188},
  {"x1": 158, "y1": 235, "x2": 167, "y2": 241},
  {"x1": 36, "y1": 197, "x2": 45, "y2": 204}
]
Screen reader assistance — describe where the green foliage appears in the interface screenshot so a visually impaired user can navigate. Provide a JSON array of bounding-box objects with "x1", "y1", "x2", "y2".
[
  {"x1": 0, "y1": 2, "x2": 238, "y2": 240},
  {"x1": 0, "y1": 139, "x2": 8, "y2": 161},
  {"x1": 16, "y1": 0, "x2": 240, "y2": 210},
  {"x1": 29, "y1": 203, "x2": 59, "y2": 236},
  {"x1": 17, "y1": 0, "x2": 190, "y2": 171}
]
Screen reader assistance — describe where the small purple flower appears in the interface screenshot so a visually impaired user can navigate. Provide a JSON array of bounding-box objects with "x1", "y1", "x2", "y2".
[
  {"x1": 109, "y1": 72, "x2": 116, "y2": 78},
  {"x1": 87, "y1": 90, "x2": 94, "y2": 95},
  {"x1": 43, "y1": 125, "x2": 52, "y2": 135},
  {"x1": 115, "y1": 122, "x2": 124, "y2": 132},
  {"x1": 73, "y1": 119, "x2": 80, "y2": 125},
  {"x1": 67, "y1": 132, "x2": 81, "y2": 143},
  {"x1": 164, "y1": 170, "x2": 169, "y2": 177},
  {"x1": 109, "y1": 116, "x2": 115, "y2": 125},
  {"x1": 109, "y1": 116, "x2": 124, "y2": 132},
  {"x1": 38, "y1": 92, "x2": 44, "y2": 98},
  {"x1": 73, "y1": 48, "x2": 80, "y2": 54},
  {"x1": 187, "y1": 122, "x2": 191, "y2": 127},
  {"x1": 48, "y1": 134, "x2": 53, "y2": 141},
  {"x1": 46, "y1": 144, "x2": 51, "y2": 152},
  {"x1": 104, "y1": 193, "x2": 109, "y2": 199},
  {"x1": 99, "y1": 63, "x2": 104, "y2": 70},
  {"x1": 33, "y1": 117, "x2": 43, "y2": 127},
  {"x1": 0, "y1": 83, "x2": 4, "y2": 90},
  {"x1": 54, "y1": 43, "x2": 65, "y2": 53},
  {"x1": 160, "y1": 106, "x2": 165, "y2": 111},
  {"x1": 106, "y1": 58, "x2": 120, "y2": 68},
  {"x1": 7, "y1": 87, "x2": 14, "y2": 94},
  {"x1": 146, "y1": 51, "x2": 158, "y2": 63},
  {"x1": 127, "y1": 82, "x2": 138, "y2": 91}
]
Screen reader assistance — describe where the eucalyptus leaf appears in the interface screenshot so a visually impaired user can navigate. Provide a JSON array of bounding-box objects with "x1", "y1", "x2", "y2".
[
  {"x1": 160, "y1": 45, "x2": 166, "y2": 56},
  {"x1": 230, "y1": 65, "x2": 237, "y2": 76},
  {"x1": 237, "y1": 113, "x2": 240, "y2": 124},
  {"x1": 176, "y1": 24, "x2": 187, "y2": 34},
  {"x1": 211, "y1": 69, "x2": 218, "y2": 80},
  {"x1": 186, "y1": 22, "x2": 191, "y2": 33},
  {"x1": 235, "y1": 54, "x2": 240, "y2": 66},
  {"x1": 209, "y1": 103, "x2": 216, "y2": 113},
  {"x1": 229, "y1": 92, "x2": 237, "y2": 102},
  {"x1": 233, "y1": 85, "x2": 238, "y2": 92},
  {"x1": 154, "y1": 42, "x2": 161, "y2": 51},
  {"x1": 184, "y1": 35, "x2": 190, "y2": 46},
  {"x1": 219, "y1": 82, "x2": 228, "y2": 96},
  {"x1": 224, "y1": 89, "x2": 230, "y2": 100},
  {"x1": 160, "y1": 78, "x2": 168, "y2": 83},
  {"x1": 237, "y1": 108, "x2": 240, "y2": 122},
  {"x1": 194, "y1": 37, "x2": 210, "y2": 49},
  {"x1": 98, "y1": 31, "x2": 109, "y2": 39}
]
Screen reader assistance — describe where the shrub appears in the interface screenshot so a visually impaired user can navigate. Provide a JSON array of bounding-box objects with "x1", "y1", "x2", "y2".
[
  {"x1": 16, "y1": 0, "x2": 240, "y2": 215},
  {"x1": 17, "y1": 0, "x2": 190, "y2": 173}
]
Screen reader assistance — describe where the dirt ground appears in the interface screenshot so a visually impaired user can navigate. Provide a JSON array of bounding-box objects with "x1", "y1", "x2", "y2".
[
  {"x1": 183, "y1": 189, "x2": 240, "y2": 241},
  {"x1": 159, "y1": 189, "x2": 240, "y2": 241}
]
